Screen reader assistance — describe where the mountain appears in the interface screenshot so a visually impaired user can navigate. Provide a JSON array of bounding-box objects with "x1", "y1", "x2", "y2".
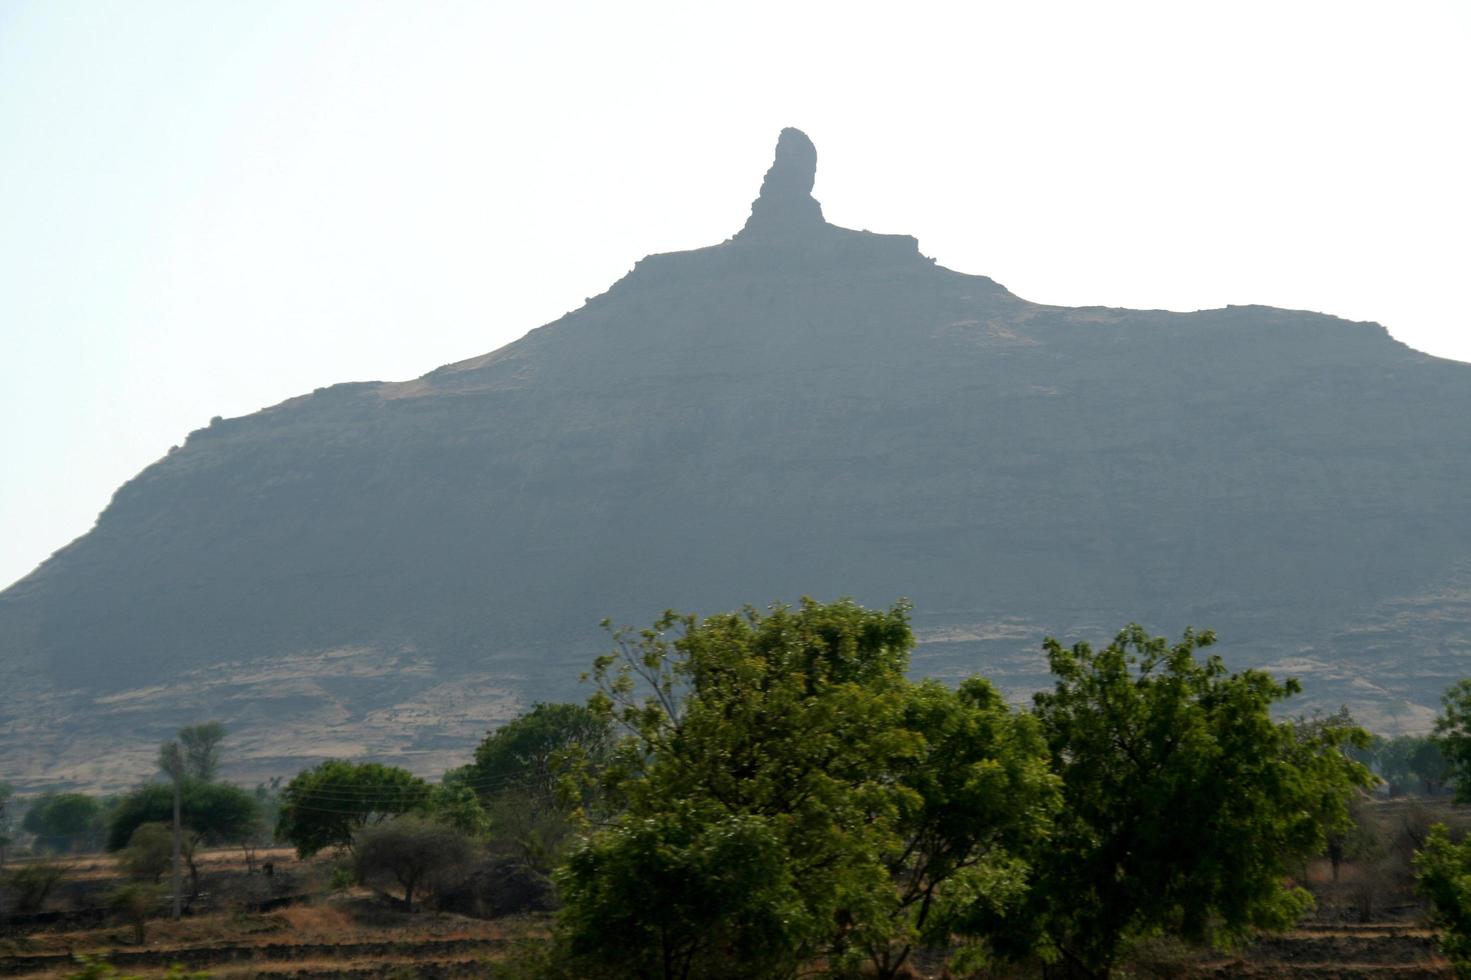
[{"x1": 4, "y1": 129, "x2": 1470, "y2": 790}]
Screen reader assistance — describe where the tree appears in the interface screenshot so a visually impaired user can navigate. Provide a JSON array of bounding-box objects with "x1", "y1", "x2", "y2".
[
  {"x1": 275, "y1": 761, "x2": 430, "y2": 858},
  {"x1": 2, "y1": 858, "x2": 67, "y2": 912},
  {"x1": 1018, "y1": 625, "x2": 1374, "y2": 979},
  {"x1": 108, "y1": 782, "x2": 260, "y2": 852},
  {"x1": 467, "y1": 703, "x2": 611, "y2": 804},
  {"x1": 557, "y1": 599, "x2": 1056, "y2": 979},
  {"x1": 879, "y1": 678, "x2": 1058, "y2": 976},
  {"x1": 177, "y1": 722, "x2": 227, "y2": 782},
  {"x1": 0, "y1": 782, "x2": 13, "y2": 866},
  {"x1": 459, "y1": 703, "x2": 610, "y2": 873},
  {"x1": 1371, "y1": 734, "x2": 1450, "y2": 797},
  {"x1": 1434, "y1": 679, "x2": 1471, "y2": 803},
  {"x1": 107, "y1": 781, "x2": 260, "y2": 897},
  {"x1": 23, "y1": 793, "x2": 103, "y2": 853},
  {"x1": 1415, "y1": 824, "x2": 1471, "y2": 974},
  {"x1": 107, "y1": 883, "x2": 161, "y2": 943},
  {"x1": 426, "y1": 783, "x2": 490, "y2": 838},
  {"x1": 558, "y1": 805, "x2": 805, "y2": 980},
  {"x1": 354, "y1": 814, "x2": 477, "y2": 912},
  {"x1": 119, "y1": 823, "x2": 173, "y2": 883},
  {"x1": 1409, "y1": 737, "x2": 1452, "y2": 796}
]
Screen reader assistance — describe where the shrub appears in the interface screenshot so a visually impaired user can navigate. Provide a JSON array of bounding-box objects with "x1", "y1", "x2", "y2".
[
  {"x1": 3, "y1": 858, "x2": 68, "y2": 913},
  {"x1": 120, "y1": 823, "x2": 172, "y2": 882},
  {"x1": 354, "y1": 815, "x2": 477, "y2": 912},
  {"x1": 107, "y1": 883, "x2": 162, "y2": 943}
]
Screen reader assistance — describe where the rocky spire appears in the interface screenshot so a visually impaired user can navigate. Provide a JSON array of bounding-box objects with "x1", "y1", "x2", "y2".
[{"x1": 741, "y1": 127, "x2": 825, "y2": 236}]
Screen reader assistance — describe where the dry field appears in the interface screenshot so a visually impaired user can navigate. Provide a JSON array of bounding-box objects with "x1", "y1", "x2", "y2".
[
  {"x1": 0, "y1": 837, "x2": 1461, "y2": 978},
  {"x1": 1, "y1": 895, "x2": 547, "y2": 979}
]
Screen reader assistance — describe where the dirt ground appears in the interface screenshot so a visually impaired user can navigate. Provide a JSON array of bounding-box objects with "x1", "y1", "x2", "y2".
[
  {"x1": 1, "y1": 894, "x2": 546, "y2": 979},
  {"x1": 0, "y1": 842, "x2": 1461, "y2": 978}
]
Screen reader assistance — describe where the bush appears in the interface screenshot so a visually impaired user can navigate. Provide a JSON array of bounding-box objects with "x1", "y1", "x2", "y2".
[
  {"x1": 435, "y1": 854, "x2": 556, "y2": 919},
  {"x1": 107, "y1": 883, "x2": 162, "y2": 943},
  {"x1": 119, "y1": 823, "x2": 172, "y2": 882},
  {"x1": 3, "y1": 858, "x2": 68, "y2": 913},
  {"x1": 354, "y1": 815, "x2": 477, "y2": 912},
  {"x1": 23, "y1": 793, "x2": 103, "y2": 853},
  {"x1": 1414, "y1": 824, "x2": 1471, "y2": 972}
]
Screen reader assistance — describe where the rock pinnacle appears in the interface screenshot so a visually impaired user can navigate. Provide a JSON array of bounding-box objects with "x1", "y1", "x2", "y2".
[{"x1": 742, "y1": 127, "x2": 825, "y2": 235}]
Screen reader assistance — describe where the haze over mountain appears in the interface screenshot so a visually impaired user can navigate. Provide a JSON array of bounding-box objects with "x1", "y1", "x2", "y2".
[{"x1": 4, "y1": 129, "x2": 1469, "y2": 790}]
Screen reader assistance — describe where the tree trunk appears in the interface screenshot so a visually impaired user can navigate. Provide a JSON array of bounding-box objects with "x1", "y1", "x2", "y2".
[{"x1": 171, "y1": 773, "x2": 182, "y2": 920}]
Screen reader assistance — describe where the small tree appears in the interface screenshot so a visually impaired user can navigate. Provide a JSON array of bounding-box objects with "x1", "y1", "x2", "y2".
[
  {"x1": 3, "y1": 858, "x2": 68, "y2": 913},
  {"x1": 1414, "y1": 824, "x2": 1471, "y2": 973},
  {"x1": 23, "y1": 793, "x2": 103, "y2": 853},
  {"x1": 1409, "y1": 737, "x2": 1452, "y2": 796},
  {"x1": 107, "y1": 883, "x2": 161, "y2": 943},
  {"x1": 276, "y1": 761, "x2": 430, "y2": 857},
  {"x1": 462, "y1": 703, "x2": 610, "y2": 872},
  {"x1": 108, "y1": 782, "x2": 260, "y2": 898},
  {"x1": 468, "y1": 703, "x2": 611, "y2": 804},
  {"x1": 120, "y1": 823, "x2": 173, "y2": 883},
  {"x1": 427, "y1": 783, "x2": 490, "y2": 838},
  {"x1": 0, "y1": 781, "x2": 13, "y2": 866},
  {"x1": 177, "y1": 722, "x2": 227, "y2": 782},
  {"x1": 1434, "y1": 680, "x2": 1471, "y2": 802},
  {"x1": 354, "y1": 815, "x2": 476, "y2": 912}
]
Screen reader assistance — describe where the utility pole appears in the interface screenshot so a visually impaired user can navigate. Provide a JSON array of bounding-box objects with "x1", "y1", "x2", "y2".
[{"x1": 160, "y1": 740, "x2": 183, "y2": 920}]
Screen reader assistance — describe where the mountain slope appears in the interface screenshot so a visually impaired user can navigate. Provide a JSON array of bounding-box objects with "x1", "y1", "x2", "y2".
[{"x1": 4, "y1": 129, "x2": 1469, "y2": 789}]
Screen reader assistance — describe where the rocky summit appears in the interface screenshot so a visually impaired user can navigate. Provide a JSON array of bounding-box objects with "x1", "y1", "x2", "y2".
[{"x1": 4, "y1": 130, "x2": 1470, "y2": 790}]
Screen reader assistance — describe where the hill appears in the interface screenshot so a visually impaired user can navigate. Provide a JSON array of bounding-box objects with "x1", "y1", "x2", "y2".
[{"x1": 3, "y1": 128, "x2": 1469, "y2": 789}]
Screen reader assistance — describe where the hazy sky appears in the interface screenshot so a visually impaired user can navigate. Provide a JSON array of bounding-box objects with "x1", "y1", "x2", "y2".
[{"x1": 2, "y1": 0, "x2": 1468, "y2": 591}]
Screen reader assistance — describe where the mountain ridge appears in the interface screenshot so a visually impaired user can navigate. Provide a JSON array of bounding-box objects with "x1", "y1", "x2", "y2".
[{"x1": 3, "y1": 129, "x2": 1468, "y2": 791}]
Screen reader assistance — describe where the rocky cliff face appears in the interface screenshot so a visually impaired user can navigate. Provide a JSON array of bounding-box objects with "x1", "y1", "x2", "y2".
[{"x1": 4, "y1": 130, "x2": 1469, "y2": 789}]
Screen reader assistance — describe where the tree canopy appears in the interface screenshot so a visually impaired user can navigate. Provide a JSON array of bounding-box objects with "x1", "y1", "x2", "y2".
[
  {"x1": 22, "y1": 792, "x2": 104, "y2": 853},
  {"x1": 464, "y1": 702, "x2": 609, "y2": 804},
  {"x1": 177, "y1": 722, "x2": 227, "y2": 782},
  {"x1": 556, "y1": 599, "x2": 1058, "y2": 979},
  {"x1": 355, "y1": 814, "x2": 477, "y2": 912},
  {"x1": 276, "y1": 761, "x2": 430, "y2": 857},
  {"x1": 1415, "y1": 824, "x2": 1471, "y2": 974},
  {"x1": 1434, "y1": 679, "x2": 1471, "y2": 803},
  {"x1": 106, "y1": 780, "x2": 260, "y2": 852},
  {"x1": 1016, "y1": 625, "x2": 1373, "y2": 978}
]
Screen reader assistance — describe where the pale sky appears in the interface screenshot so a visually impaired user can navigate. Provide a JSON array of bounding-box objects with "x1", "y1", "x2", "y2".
[{"x1": 2, "y1": 0, "x2": 1468, "y2": 591}]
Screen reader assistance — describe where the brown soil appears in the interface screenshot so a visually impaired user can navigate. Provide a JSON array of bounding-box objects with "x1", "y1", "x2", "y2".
[{"x1": 0, "y1": 896, "x2": 546, "y2": 979}]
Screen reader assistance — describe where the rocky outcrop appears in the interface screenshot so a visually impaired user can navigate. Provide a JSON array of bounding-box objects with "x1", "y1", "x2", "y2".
[{"x1": 2, "y1": 129, "x2": 1469, "y2": 790}]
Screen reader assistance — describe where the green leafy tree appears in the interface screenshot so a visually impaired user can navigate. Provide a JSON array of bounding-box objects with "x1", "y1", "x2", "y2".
[
  {"x1": 354, "y1": 814, "x2": 477, "y2": 911},
  {"x1": 177, "y1": 722, "x2": 227, "y2": 782},
  {"x1": 22, "y1": 792, "x2": 103, "y2": 853},
  {"x1": 559, "y1": 805, "x2": 805, "y2": 980},
  {"x1": 107, "y1": 781, "x2": 260, "y2": 897},
  {"x1": 557, "y1": 599, "x2": 1056, "y2": 979},
  {"x1": 1017, "y1": 625, "x2": 1373, "y2": 979},
  {"x1": 1372, "y1": 734, "x2": 1450, "y2": 796},
  {"x1": 275, "y1": 761, "x2": 430, "y2": 857},
  {"x1": 1409, "y1": 736, "x2": 1452, "y2": 796},
  {"x1": 426, "y1": 783, "x2": 490, "y2": 838},
  {"x1": 459, "y1": 703, "x2": 611, "y2": 873},
  {"x1": 107, "y1": 781, "x2": 260, "y2": 852},
  {"x1": 1435, "y1": 679, "x2": 1471, "y2": 803},
  {"x1": 1415, "y1": 824, "x2": 1471, "y2": 974},
  {"x1": 467, "y1": 702, "x2": 611, "y2": 804},
  {"x1": 873, "y1": 678, "x2": 1059, "y2": 975}
]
